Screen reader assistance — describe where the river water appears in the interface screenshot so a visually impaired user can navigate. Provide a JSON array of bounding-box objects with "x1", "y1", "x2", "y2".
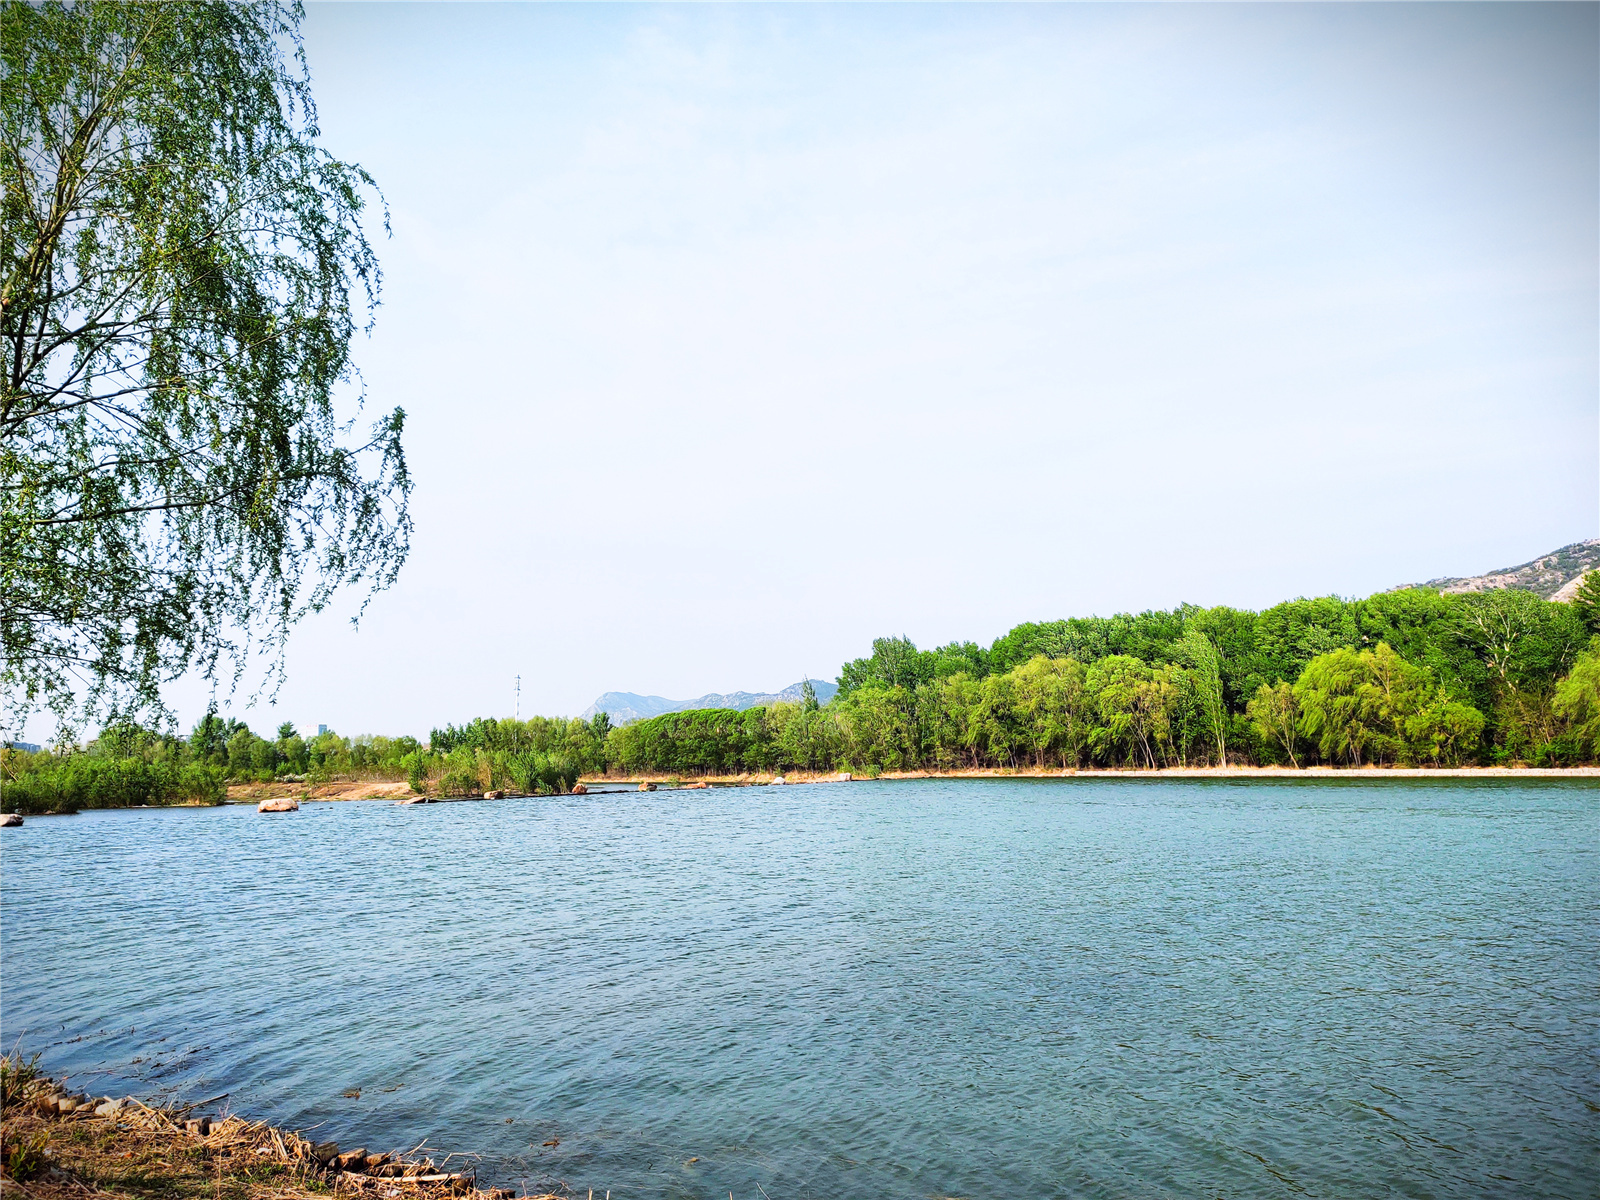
[{"x1": 1, "y1": 779, "x2": 1595, "y2": 1199}]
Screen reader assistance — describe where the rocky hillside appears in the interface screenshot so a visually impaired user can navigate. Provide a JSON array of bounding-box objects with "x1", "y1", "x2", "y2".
[
  {"x1": 1409, "y1": 539, "x2": 1600, "y2": 601},
  {"x1": 581, "y1": 679, "x2": 839, "y2": 726}
]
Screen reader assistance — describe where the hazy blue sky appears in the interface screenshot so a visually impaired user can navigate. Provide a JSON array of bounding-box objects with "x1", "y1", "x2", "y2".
[{"x1": 159, "y1": 2, "x2": 1597, "y2": 740}]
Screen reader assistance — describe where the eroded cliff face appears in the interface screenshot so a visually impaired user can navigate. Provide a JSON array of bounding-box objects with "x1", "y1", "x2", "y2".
[{"x1": 1408, "y1": 538, "x2": 1600, "y2": 600}]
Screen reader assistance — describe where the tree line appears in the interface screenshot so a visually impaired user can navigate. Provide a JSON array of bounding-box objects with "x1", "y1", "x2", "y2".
[
  {"x1": 613, "y1": 582, "x2": 1600, "y2": 774},
  {"x1": 0, "y1": 716, "x2": 420, "y2": 813},
  {"x1": 9, "y1": 580, "x2": 1600, "y2": 812},
  {"x1": 0, "y1": 712, "x2": 614, "y2": 813}
]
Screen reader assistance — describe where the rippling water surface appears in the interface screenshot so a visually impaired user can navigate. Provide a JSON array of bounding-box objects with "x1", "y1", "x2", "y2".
[{"x1": 3, "y1": 779, "x2": 1596, "y2": 1198}]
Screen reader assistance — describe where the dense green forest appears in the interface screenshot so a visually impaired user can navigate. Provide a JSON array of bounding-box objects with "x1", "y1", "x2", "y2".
[
  {"x1": 614, "y1": 585, "x2": 1600, "y2": 775},
  {"x1": 9, "y1": 582, "x2": 1600, "y2": 812}
]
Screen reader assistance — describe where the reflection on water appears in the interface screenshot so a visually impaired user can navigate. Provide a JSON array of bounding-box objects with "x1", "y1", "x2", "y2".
[{"x1": 2, "y1": 779, "x2": 1596, "y2": 1198}]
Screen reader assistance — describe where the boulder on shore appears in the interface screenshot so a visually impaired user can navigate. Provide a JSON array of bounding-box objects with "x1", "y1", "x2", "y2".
[
  {"x1": 1, "y1": 812, "x2": 22, "y2": 826},
  {"x1": 772, "y1": 776, "x2": 786, "y2": 785},
  {"x1": 257, "y1": 798, "x2": 300, "y2": 813}
]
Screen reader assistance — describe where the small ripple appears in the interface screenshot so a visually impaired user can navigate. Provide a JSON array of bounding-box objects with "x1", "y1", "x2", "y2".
[{"x1": 2, "y1": 782, "x2": 1597, "y2": 1198}]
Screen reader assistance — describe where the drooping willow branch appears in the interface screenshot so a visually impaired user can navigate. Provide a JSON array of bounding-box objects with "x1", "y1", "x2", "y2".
[{"x1": 2, "y1": 1, "x2": 410, "y2": 733}]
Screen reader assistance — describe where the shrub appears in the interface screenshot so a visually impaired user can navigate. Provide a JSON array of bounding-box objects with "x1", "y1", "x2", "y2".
[
  {"x1": 0, "y1": 1051, "x2": 40, "y2": 1110},
  {"x1": 434, "y1": 748, "x2": 483, "y2": 797},
  {"x1": 403, "y1": 751, "x2": 426, "y2": 794},
  {"x1": 2, "y1": 1131, "x2": 48, "y2": 1181},
  {"x1": 511, "y1": 751, "x2": 580, "y2": 795}
]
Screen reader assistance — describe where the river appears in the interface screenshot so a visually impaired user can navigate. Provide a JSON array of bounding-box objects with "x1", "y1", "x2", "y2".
[{"x1": 2, "y1": 778, "x2": 1595, "y2": 1198}]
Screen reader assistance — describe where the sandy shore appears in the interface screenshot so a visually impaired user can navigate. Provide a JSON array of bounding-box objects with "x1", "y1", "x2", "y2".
[{"x1": 225, "y1": 781, "x2": 414, "y2": 803}]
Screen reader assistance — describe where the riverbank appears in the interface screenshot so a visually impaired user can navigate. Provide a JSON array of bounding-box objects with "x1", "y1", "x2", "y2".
[
  {"x1": 10, "y1": 763, "x2": 1590, "y2": 819},
  {"x1": 0, "y1": 1062, "x2": 553, "y2": 1200},
  {"x1": 225, "y1": 764, "x2": 1600, "y2": 805}
]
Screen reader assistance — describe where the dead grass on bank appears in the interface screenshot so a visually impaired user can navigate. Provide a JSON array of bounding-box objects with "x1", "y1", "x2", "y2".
[
  {"x1": 0, "y1": 1085, "x2": 560, "y2": 1200},
  {"x1": 225, "y1": 781, "x2": 414, "y2": 804}
]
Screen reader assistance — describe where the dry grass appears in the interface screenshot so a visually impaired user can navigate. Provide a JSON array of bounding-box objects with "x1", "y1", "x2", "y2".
[
  {"x1": 225, "y1": 782, "x2": 415, "y2": 803},
  {"x1": 0, "y1": 1080, "x2": 560, "y2": 1200}
]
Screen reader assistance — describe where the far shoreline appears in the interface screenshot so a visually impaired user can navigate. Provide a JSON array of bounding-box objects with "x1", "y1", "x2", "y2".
[
  {"x1": 221, "y1": 763, "x2": 1600, "y2": 805},
  {"x1": 14, "y1": 765, "x2": 1594, "y2": 819},
  {"x1": 843, "y1": 764, "x2": 1600, "y2": 780}
]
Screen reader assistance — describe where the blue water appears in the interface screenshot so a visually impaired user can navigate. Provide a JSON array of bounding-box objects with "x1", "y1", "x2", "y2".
[{"x1": 2, "y1": 779, "x2": 1596, "y2": 1199}]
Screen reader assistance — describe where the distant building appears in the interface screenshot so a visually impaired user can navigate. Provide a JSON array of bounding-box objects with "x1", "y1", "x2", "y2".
[
  {"x1": 5, "y1": 741, "x2": 41, "y2": 753},
  {"x1": 317, "y1": 724, "x2": 327, "y2": 736}
]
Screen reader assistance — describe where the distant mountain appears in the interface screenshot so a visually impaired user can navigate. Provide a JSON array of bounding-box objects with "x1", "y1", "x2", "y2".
[
  {"x1": 581, "y1": 679, "x2": 839, "y2": 726},
  {"x1": 1404, "y1": 539, "x2": 1600, "y2": 601}
]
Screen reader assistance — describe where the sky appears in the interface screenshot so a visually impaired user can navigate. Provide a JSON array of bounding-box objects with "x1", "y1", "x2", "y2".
[{"x1": 147, "y1": 2, "x2": 1597, "y2": 742}]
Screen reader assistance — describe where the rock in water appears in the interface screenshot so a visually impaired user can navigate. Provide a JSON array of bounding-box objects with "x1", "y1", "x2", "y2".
[
  {"x1": 0, "y1": 812, "x2": 22, "y2": 826},
  {"x1": 334, "y1": 1149, "x2": 368, "y2": 1172},
  {"x1": 571, "y1": 783, "x2": 588, "y2": 794},
  {"x1": 638, "y1": 781, "x2": 656, "y2": 791},
  {"x1": 257, "y1": 798, "x2": 300, "y2": 813}
]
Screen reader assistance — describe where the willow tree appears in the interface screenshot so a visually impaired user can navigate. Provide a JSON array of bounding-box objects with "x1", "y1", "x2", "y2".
[
  {"x1": 2, "y1": 1, "x2": 409, "y2": 729},
  {"x1": 1173, "y1": 626, "x2": 1226, "y2": 766}
]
